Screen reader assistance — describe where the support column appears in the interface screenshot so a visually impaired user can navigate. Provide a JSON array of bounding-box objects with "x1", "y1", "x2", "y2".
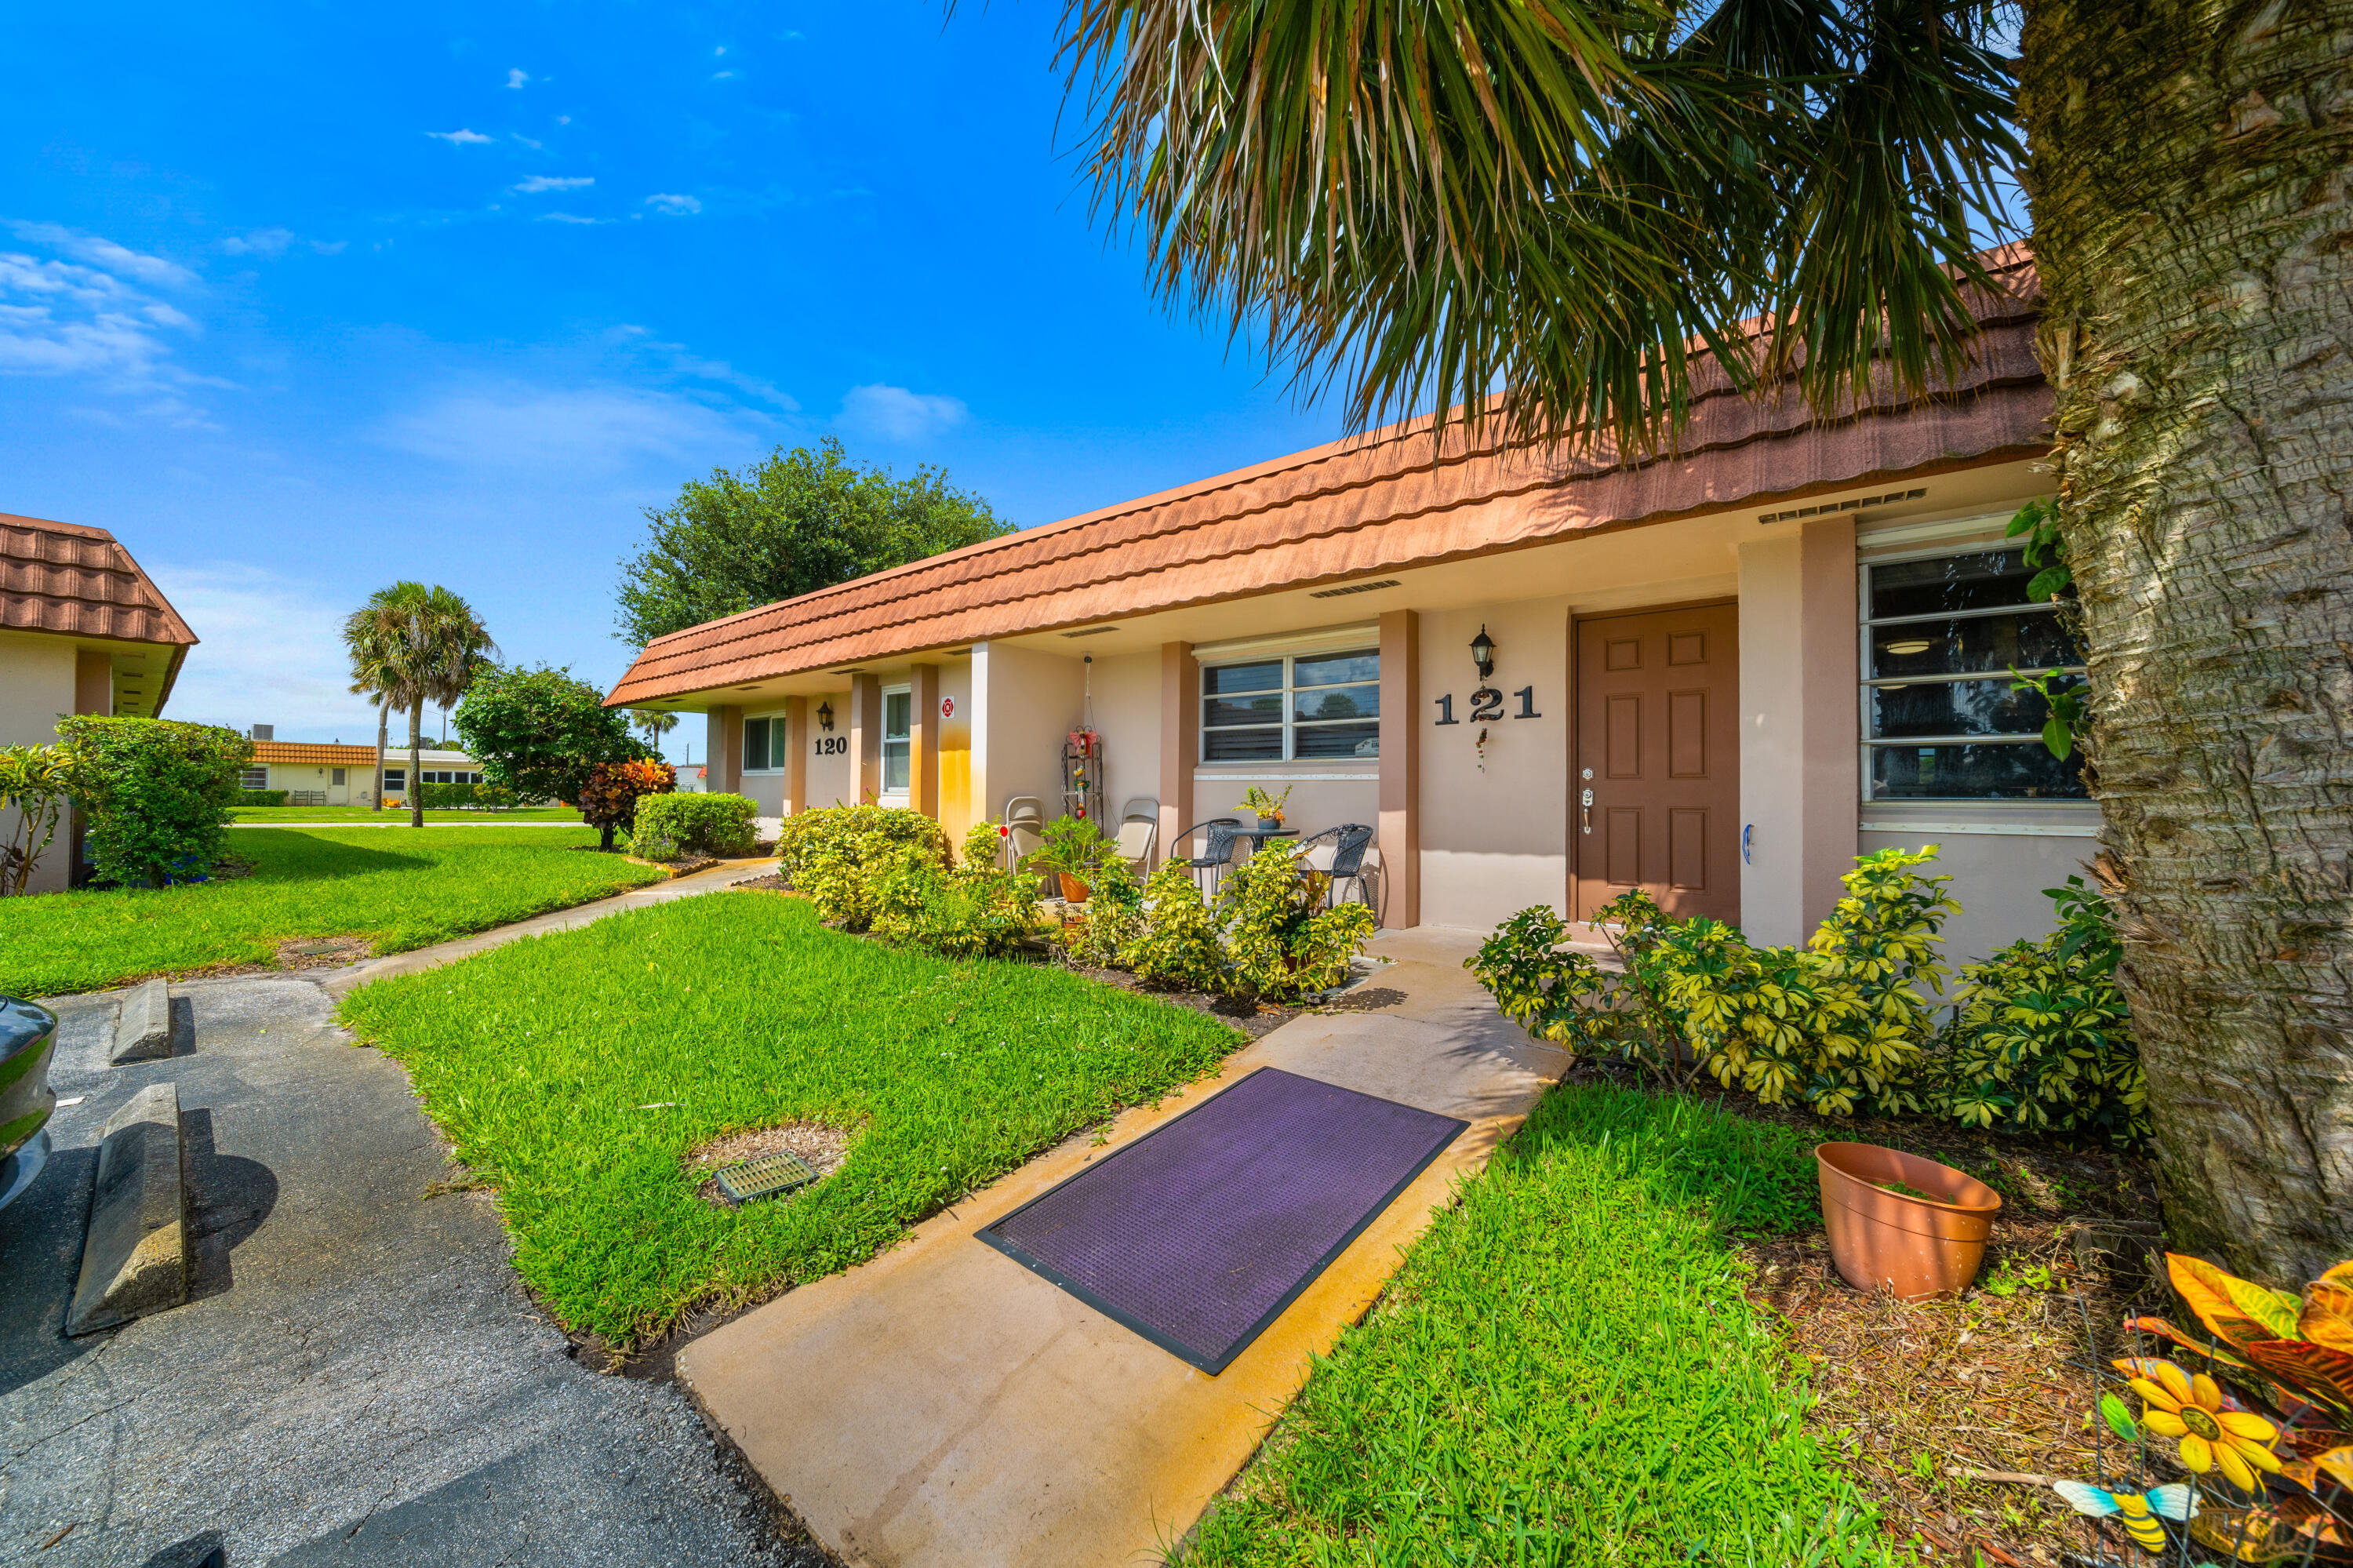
[
  {"x1": 1378, "y1": 610, "x2": 1420, "y2": 928},
  {"x1": 1798, "y1": 517, "x2": 1860, "y2": 928},
  {"x1": 781, "y1": 696, "x2": 808, "y2": 815},
  {"x1": 710, "y1": 704, "x2": 744, "y2": 797},
  {"x1": 849, "y1": 673, "x2": 882, "y2": 805},
  {"x1": 1158, "y1": 642, "x2": 1196, "y2": 869},
  {"x1": 909, "y1": 664, "x2": 940, "y2": 818}
]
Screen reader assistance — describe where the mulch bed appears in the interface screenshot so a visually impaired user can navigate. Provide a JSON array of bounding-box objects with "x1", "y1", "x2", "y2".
[{"x1": 1555, "y1": 1059, "x2": 2163, "y2": 1565}]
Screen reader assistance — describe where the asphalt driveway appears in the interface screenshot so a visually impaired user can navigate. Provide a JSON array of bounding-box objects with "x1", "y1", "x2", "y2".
[{"x1": 0, "y1": 972, "x2": 815, "y2": 1567}]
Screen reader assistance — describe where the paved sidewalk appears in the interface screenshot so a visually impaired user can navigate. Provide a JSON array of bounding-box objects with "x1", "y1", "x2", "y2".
[{"x1": 678, "y1": 926, "x2": 1568, "y2": 1568}]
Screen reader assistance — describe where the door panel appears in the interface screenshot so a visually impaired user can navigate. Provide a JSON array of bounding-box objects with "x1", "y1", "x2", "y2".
[{"x1": 1574, "y1": 603, "x2": 1740, "y2": 922}]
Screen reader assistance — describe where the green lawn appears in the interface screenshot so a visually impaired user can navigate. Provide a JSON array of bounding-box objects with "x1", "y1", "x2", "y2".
[
  {"x1": 229, "y1": 805, "x2": 583, "y2": 823},
  {"x1": 336, "y1": 892, "x2": 1245, "y2": 1345},
  {"x1": 1179, "y1": 1085, "x2": 1889, "y2": 1567},
  {"x1": 1, "y1": 827, "x2": 664, "y2": 996}
]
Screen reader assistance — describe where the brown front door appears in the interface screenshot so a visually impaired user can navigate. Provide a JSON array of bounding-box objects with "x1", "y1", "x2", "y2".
[{"x1": 1573, "y1": 603, "x2": 1740, "y2": 923}]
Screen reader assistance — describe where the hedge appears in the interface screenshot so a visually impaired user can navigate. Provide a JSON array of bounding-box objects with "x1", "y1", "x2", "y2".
[{"x1": 629, "y1": 792, "x2": 758, "y2": 859}]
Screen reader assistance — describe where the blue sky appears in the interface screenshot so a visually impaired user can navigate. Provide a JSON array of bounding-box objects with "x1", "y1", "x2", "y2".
[{"x1": 2, "y1": 2, "x2": 1346, "y2": 757}]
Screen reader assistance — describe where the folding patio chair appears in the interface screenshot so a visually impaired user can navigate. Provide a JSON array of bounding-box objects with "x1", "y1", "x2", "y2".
[
  {"x1": 1112, "y1": 797, "x2": 1158, "y2": 872},
  {"x1": 1002, "y1": 795, "x2": 1046, "y2": 871}
]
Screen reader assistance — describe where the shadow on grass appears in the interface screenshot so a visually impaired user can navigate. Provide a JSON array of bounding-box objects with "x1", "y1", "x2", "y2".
[
  {"x1": 216, "y1": 831, "x2": 437, "y2": 882},
  {"x1": 1500, "y1": 1081, "x2": 1823, "y2": 1238}
]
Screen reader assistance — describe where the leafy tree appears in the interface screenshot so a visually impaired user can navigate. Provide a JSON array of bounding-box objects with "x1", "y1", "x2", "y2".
[
  {"x1": 454, "y1": 665, "x2": 646, "y2": 839},
  {"x1": 344, "y1": 583, "x2": 497, "y2": 828},
  {"x1": 1055, "y1": 0, "x2": 2352, "y2": 1279},
  {"x1": 614, "y1": 436, "x2": 1014, "y2": 646}
]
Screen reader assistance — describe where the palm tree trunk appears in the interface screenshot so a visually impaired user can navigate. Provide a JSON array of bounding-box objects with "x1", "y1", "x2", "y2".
[
  {"x1": 409, "y1": 700, "x2": 425, "y2": 830},
  {"x1": 2020, "y1": 0, "x2": 2353, "y2": 1285},
  {"x1": 373, "y1": 697, "x2": 390, "y2": 813}
]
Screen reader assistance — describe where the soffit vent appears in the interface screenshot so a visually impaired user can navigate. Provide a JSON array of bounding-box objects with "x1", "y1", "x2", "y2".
[
  {"x1": 1307, "y1": 578, "x2": 1402, "y2": 599},
  {"x1": 1758, "y1": 489, "x2": 1925, "y2": 525},
  {"x1": 1060, "y1": 627, "x2": 1118, "y2": 638}
]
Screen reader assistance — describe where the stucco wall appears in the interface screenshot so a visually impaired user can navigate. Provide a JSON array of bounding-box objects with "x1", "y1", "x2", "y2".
[
  {"x1": 1860, "y1": 815, "x2": 2099, "y2": 966},
  {"x1": 972, "y1": 641, "x2": 1086, "y2": 828},
  {"x1": 936, "y1": 664, "x2": 975, "y2": 841},
  {"x1": 1088, "y1": 651, "x2": 1162, "y2": 835},
  {"x1": 803, "y1": 693, "x2": 853, "y2": 809},
  {"x1": 0, "y1": 633, "x2": 78, "y2": 893},
  {"x1": 1415, "y1": 598, "x2": 1572, "y2": 930}
]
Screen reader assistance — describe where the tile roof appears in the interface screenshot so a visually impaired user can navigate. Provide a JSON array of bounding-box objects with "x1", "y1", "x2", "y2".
[
  {"x1": 1, "y1": 513, "x2": 198, "y2": 649},
  {"x1": 253, "y1": 742, "x2": 384, "y2": 766},
  {"x1": 610, "y1": 246, "x2": 2049, "y2": 708}
]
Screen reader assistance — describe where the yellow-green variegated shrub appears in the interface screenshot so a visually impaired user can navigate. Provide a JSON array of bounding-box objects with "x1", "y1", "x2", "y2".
[
  {"x1": 1130, "y1": 863, "x2": 1229, "y2": 993},
  {"x1": 1217, "y1": 839, "x2": 1376, "y2": 1002},
  {"x1": 781, "y1": 805, "x2": 952, "y2": 930}
]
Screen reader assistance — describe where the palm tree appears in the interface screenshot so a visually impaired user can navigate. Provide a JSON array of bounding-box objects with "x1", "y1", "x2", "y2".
[
  {"x1": 1056, "y1": 0, "x2": 2351, "y2": 1282},
  {"x1": 630, "y1": 707, "x2": 680, "y2": 754},
  {"x1": 342, "y1": 584, "x2": 497, "y2": 829}
]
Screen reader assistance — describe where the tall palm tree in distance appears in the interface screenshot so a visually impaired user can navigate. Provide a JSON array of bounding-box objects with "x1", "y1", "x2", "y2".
[
  {"x1": 1055, "y1": 0, "x2": 2352, "y2": 1282},
  {"x1": 342, "y1": 584, "x2": 497, "y2": 828},
  {"x1": 629, "y1": 707, "x2": 680, "y2": 755}
]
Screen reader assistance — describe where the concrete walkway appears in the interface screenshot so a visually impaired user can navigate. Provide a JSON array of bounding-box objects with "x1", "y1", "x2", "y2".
[{"x1": 678, "y1": 926, "x2": 1569, "y2": 1568}]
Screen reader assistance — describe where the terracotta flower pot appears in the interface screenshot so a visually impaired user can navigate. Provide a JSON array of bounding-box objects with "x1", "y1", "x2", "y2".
[
  {"x1": 1058, "y1": 872, "x2": 1090, "y2": 904},
  {"x1": 1815, "y1": 1142, "x2": 2002, "y2": 1301}
]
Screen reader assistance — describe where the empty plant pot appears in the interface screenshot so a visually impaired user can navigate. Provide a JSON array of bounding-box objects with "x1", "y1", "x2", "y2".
[{"x1": 1816, "y1": 1142, "x2": 2002, "y2": 1301}]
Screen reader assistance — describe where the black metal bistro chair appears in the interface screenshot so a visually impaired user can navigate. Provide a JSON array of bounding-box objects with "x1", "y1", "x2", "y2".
[
  {"x1": 1176, "y1": 817, "x2": 1245, "y2": 898},
  {"x1": 1297, "y1": 823, "x2": 1377, "y2": 915}
]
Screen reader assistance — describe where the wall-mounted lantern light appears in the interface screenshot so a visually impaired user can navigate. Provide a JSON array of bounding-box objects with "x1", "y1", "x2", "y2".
[
  {"x1": 816, "y1": 700, "x2": 835, "y2": 732},
  {"x1": 1470, "y1": 625, "x2": 1497, "y2": 680}
]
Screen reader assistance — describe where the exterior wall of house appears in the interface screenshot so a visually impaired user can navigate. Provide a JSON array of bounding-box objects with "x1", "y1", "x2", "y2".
[
  {"x1": 1416, "y1": 598, "x2": 1573, "y2": 930},
  {"x1": 806, "y1": 693, "x2": 853, "y2": 809},
  {"x1": 1088, "y1": 650, "x2": 1161, "y2": 844},
  {"x1": 936, "y1": 664, "x2": 974, "y2": 841},
  {"x1": 1, "y1": 632, "x2": 82, "y2": 893},
  {"x1": 971, "y1": 641, "x2": 1086, "y2": 831}
]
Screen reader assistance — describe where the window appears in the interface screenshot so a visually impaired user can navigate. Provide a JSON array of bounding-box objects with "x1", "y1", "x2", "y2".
[
  {"x1": 383, "y1": 768, "x2": 406, "y2": 791},
  {"x1": 331, "y1": 768, "x2": 346, "y2": 786},
  {"x1": 1861, "y1": 547, "x2": 2087, "y2": 800},
  {"x1": 419, "y1": 770, "x2": 482, "y2": 785},
  {"x1": 1202, "y1": 649, "x2": 1380, "y2": 761},
  {"x1": 743, "y1": 715, "x2": 787, "y2": 772},
  {"x1": 881, "y1": 687, "x2": 911, "y2": 795},
  {"x1": 240, "y1": 766, "x2": 267, "y2": 789}
]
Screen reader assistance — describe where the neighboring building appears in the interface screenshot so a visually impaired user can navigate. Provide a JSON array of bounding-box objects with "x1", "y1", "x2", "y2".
[
  {"x1": 242, "y1": 739, "x2": 484, "y2": 806},
  {"x1": 608, "y1": 247, "x2": 2082, "y2": 962},
  {"x1": 2, "y1": 513, "x2": 198, "y2": 892}
]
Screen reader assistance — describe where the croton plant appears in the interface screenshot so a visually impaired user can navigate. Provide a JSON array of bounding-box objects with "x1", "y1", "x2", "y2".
[{"x1": 2074, "y1": 1252, "x2": 2353, "y2": 1561}]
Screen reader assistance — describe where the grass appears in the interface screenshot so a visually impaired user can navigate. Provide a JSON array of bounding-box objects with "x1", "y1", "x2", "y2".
[
  {"x1": 335, "y1": 891, "x2": 1245, "y2": 1345},
  {"x1": 228, "y1": 805, "x2": 583, "y2": 823},
  {"x1": 0, "y1": 827, "x2": 665, "y2": 996},
  {"x1": 1178, "y1": 1083, "x2": 1890, "y2": 1567}
]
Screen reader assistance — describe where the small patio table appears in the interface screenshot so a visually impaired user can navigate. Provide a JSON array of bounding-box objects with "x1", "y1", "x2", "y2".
[{"x1": 1227, "y1": 826, "x2": 1299, "y2": 856}]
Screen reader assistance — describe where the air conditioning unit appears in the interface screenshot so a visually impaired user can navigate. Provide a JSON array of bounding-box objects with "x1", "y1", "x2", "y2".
[{"x1": 249, "y1": 724, "x2": 275, "y2": 741}]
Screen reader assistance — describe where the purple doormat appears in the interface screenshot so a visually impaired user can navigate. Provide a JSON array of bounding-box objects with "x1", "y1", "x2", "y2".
[{"x1": 978, "y1": 1068, "x2": 1465, "y2": 1374}]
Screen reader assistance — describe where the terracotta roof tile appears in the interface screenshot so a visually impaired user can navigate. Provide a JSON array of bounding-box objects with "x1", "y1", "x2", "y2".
[
  {"x1": 609, "y1": 246, "x2": 2049, "y2": 707},
  {"x1": 252, "y1": 742, "x2": 385, "y2": 766},
  {"x1": 1, "y1": 513, "x2": 198, "y2": 649}
]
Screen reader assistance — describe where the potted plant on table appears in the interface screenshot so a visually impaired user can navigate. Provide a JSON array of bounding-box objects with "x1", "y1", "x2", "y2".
[
  {"x1": 1024, "y1": 814, "x2": 1109, "y2": 904},
  {"x1": 1239, "y1": 784, "x2": 1293, "y2": 831}
]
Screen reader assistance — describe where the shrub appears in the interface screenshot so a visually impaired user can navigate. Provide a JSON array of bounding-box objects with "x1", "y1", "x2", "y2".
[
  {"x1": 631, "y1": 792, "x2": 758, "y2": 859},
  {"x1": 869, "y1": 826, "x2": 1042, "y2": 959},
  {"x1": 784, "y1": 805, "x2": 953, "y2": 929},
  {"x1": 416, "y1": 781, "x2": 476, "y2": 809},
  {"x1": 453, "y1": 663, "x2": 646, "y2": 809},
  {"x1": 1932, "y1": 877, "x2": 2145, "y2": 1145},
  {"x1": 235, "y1": 788, "x2": 289, "y2": 807},
  {"x1": 56, "y1": 717, "x2": 251, "y2": 887},
  {"x1": 2, "y1": 744, "x2": 75, "y2": 896},
  {"x1": 1130, "y1": 862, "x2": 1230, "y2": 992},
  {"x1": 577, "y1": 758, "x2": 675, "y2": 851},
  {"x1": 1217, "y1": 839, "x2": 1376, "y2": 1002},
  {"x1": 1024, "y1": 813, "x2": 1109, "y2": 889},
  {"x1": 1064, "y1": 852, "x2": 1147, "y2": 969},
  {"x1": 1467, "y1": 847, "x2": 1958, "y2": 1118}
]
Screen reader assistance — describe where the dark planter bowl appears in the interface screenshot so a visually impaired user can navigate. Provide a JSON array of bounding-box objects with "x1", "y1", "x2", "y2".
[
  {"x1": 1816, "y1": 1142, "x2": 2001, "y2": 1301},
  {"x1": 0, "y1": 995, "x2": 60, "y2": 1164}
]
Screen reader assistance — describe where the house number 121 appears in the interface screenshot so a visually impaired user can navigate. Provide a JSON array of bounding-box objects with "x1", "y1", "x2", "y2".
[{"x1": 1435, "y1": 689, "x2": 1540, "y2": 725}]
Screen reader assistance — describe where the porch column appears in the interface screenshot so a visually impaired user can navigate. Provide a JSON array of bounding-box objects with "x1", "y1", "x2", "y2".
[
  {"x1": 1797, "y1": 517, "x2": 1860, "y2": 927},
  {"x1": 781, "y1": 696, "x2": 808, "y2": 815},
  {"x1": 849, "y1": 672, "x2": 882, "y2": 804},
  {"x1": 909, "y1": 663, "x2": 940, "y2": 817},
  {"x1": 710, "y1": 704, "x2": 744, "y2": 796},
  {"x1": 1158, "y1": 642, "x2": 1196, "y2": 869},
  {"x1": 1378, "y1": 609, "x2": 1420, "y2": 928}
]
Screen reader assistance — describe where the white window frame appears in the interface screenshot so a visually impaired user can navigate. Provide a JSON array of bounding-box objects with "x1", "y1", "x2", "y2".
[
  {"x1": 382, "y1": 767, "x2": 407, "y2": 792},
  {"x1": 1200, "y1": 648, "x2": 1380, "y2": 764},
  {"x1": 742, "y1": 711, "x2": 787, "y2": 774},
  {"x1": 1858, "y1": 542, "x2": 2089, "y2": 802},
  {"x1": 879, "y1": 684, "x2": 912, "y2": 802},
  {"x1": 239, "y1": 766, "x2": 268, "y2": 789}
]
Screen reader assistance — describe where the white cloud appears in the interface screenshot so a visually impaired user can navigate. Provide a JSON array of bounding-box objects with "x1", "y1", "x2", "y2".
[
  {"x1": 838, "y1": 383, "x2": 968, "y2": 442},
  {"x1": 539, "y1": 212, "x2": 603, "y2": 225},
  {"x1": 376, "y1": 383, "x2": 764, "y2": 476},
  {"x1": 0, "y1": 232, "x2": 213, "y2": 421},
  {"x1": 645, "y1": 193, "x2": 701, "y2": 215},
  {"x1": 150, "y1": 563, "x2": 376, "y2": 737},
  {"x1": 426, "y1": 128, "x2": 494, "y2": 145},
  {"x1": 513, "y1": 175, "x2": 594, "y2": 194},
  {"x1": 6, "y1": 221, "x2": 195, "y2": 288},
  {"x1": 506, "y1": 67, "x2": 530, "y2": 89},
  {"x1": 311, "y1": 239, "x2": 348, "y2": 256},
  {"x1": 220, "y1": 227, "x2": 296, "y2": 257}
]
